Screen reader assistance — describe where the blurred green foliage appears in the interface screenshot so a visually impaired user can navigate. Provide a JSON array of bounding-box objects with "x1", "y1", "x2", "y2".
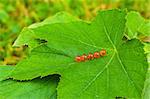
[{"x1": 0, "y1": 0, "x2": 150, "y2": 65}]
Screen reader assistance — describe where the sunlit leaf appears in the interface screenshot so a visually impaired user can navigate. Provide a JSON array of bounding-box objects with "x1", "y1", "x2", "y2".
[{"x1": 9, "y1": 10, "x2": 148, "y2": 98}]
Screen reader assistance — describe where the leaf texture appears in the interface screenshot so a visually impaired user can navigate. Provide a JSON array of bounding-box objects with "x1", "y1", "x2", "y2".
[
  {"x1": 0, "y1": 66, "x2": 59, "y2": 99},
  {"x1": 8, "y1": 10, "x2": 148, "y2": 98}
]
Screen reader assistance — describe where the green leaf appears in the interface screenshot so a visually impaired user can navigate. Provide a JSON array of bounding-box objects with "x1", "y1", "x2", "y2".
[
  {"x1": 126, "y1": 11, "x2": 145, "y2": 39},
  {"x1": 126, "y1": 11, "x2": 150, "y2": 39},
  {"x1": 144, "y1": 43, "x2": 150, "y2": 54},
  {"x1": 57, "y1": 39, "x2": 147, "y2": 99},
  {"x1": 142, "y1": 53, "x2": 150, "y2": 99},
  {"x1": 0, "y1": 76, "x2": 58, "y2": 99},
  {"x1": 13, "y1": 12, "x2": 80, "y2": 49},
  {"x1": 0, "y1": 66, "x2": 58, "y2": 99},
  {"x1": 28, "y1": 11, "x2": 80, "y2": 28},
  {"x1": 10, "y1": 9, "x2": 148, "y2": 98},
  {"x1": 0, "y1": 66, "x2": 13, "y2": 81},
  {"x1": 143, "y1": 43, "x2": 150, "y2": 99},
  {"x1": 139, "y1": 20, "x2": 150, "y2": 36}
]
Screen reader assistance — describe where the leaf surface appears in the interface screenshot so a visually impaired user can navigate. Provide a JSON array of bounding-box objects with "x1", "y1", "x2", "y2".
[
  {"x1": 0, "y1": 66, "x2": 13, "y2": 81},
  {"x1": 0, "y1": 66, "x2": 58, "y2": 99},
  {"x1": 10, "y1": 10, "x2": 148, "y2": 98},
  {"x1": 126, "y1": 11, "x2": 150, "y2": 39},
  {"x1": 143, "y1": 46, "x2": 150, "y2": 99},
  {"x1": 13, "y1": 12, "x2": 80, "y2": 49}
]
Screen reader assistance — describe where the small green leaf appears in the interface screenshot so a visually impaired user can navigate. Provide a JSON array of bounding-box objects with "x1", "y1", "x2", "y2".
[
  {"x1": 139, "y1": 20, "x2": 150, "y2": 36},
  {"x1": 126, "y1": 11, "x2": 145, "y2": 39},
  {"x1": 126, "y1": 11, "x2": 150, "y2": 39}
]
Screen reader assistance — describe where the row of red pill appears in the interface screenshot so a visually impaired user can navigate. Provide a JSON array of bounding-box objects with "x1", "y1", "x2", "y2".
[{"x1": 75, "y1": 49, "x2": 106, "y2": 62}]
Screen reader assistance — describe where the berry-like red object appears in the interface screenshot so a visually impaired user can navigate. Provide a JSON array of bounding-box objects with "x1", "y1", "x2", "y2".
[
  {"x1": 87, "y1": 53, "x2": 94, "y2": 60},
  {"x1": 100, "y1": 49, "x2": 106, "y2": 56},
  {"x1": 75, "y1": 49, "x2": 107, "y2": 62},
  {"x1": 75, "y1": 56, "x2": 81, "y2": 62},
  {"x1": 93, "y1": 52, "x2": 100, "y2": 58},
  {"x1": 80, "y1": 54, "x2": 87, "y2": 61}
]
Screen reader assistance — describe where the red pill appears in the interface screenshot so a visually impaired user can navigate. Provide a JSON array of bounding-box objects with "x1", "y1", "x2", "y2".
[
  {"x1": 80, "y1": 54, "x2": 87, "y2": 61},
  {"x1": 87, "y1": 53, "x2": 94, "y2": 60},
  {"x1": 75, "y1": 56, "x2": 81, "y2": 62},
  {"x1": 93, "y1": 52, "x2": 100, "y2": 58},
  {"x1": 100, "y1": 49, "x2": 106, "y2": 56}
]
